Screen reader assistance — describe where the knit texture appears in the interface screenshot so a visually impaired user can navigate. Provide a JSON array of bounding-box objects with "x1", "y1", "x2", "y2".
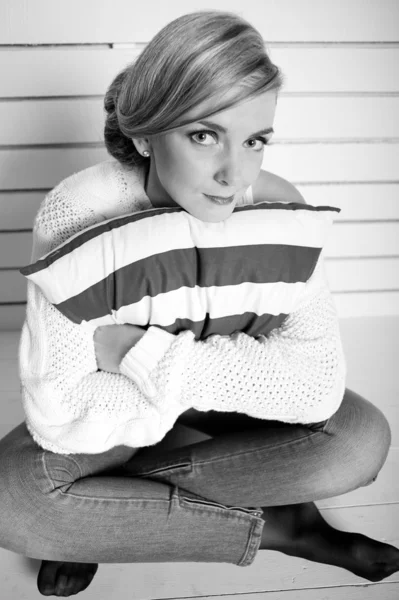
[{"x1": 18, "y1": 159, "x2": 346, "y2": 454}]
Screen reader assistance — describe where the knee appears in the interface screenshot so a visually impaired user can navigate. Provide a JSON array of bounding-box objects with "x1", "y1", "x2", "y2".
[
  {"x1": 0, "y1": 423, "x2": 60, "y2": 556},
  {"x1": 335, "y1": 389, "x2": 392, "y2": 488},
  {"x1": 362, "y1": 401, "x2": 391, "y2": 485},
  {"x1": 0, "y1": 424, "x2": 30, "y2": 553}
]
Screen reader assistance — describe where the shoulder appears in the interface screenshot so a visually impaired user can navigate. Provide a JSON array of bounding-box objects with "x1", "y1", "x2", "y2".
[
  {"x1": 32, "y1": 160, "x2": 129, "y2": 256},
  {"x1": 44, "y1": 159, "x2": 144, "y2": 218},
  {"x1": 60, "y1": 159, "x2": 125, "y2": 198},
  {"x1": 252, "y1": 170, "x2": 306, "y2": 204}
]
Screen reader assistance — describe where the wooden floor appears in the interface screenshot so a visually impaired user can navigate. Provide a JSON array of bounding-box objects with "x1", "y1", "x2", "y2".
[{"x1": 0, "y1": 317, "x2": 398, "y2": 599}]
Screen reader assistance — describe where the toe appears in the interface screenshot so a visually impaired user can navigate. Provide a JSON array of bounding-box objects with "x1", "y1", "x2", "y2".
[
  {"x1": 55, "y1": 574, "x2": 69, "y2": 596},
  {"x1": 37, "y1": 561, "x2": 98, "y2": 596},
  {"x1": 37, "y1": 560, "x2": 58, "y2": 596}
]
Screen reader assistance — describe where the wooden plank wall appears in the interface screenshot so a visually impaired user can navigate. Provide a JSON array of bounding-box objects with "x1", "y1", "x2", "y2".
[{"x1": 0, "y1": 0, "x2": 399, "y2": 330}]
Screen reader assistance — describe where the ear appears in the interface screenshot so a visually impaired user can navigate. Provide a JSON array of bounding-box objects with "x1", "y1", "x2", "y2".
[{"x1": 131, "y1": 137, "x2": 152, "y2": 155}]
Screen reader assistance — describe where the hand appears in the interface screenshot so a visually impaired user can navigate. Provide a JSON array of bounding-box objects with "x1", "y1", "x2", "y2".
[{"x1": 93, "y1": 324, "x2": 147, "y2": 374}]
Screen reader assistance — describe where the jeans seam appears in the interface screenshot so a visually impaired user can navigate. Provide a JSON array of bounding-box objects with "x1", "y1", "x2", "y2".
[
  {"x1": 55, "y1": 493, "x2": 183, "y2": 503},
  {"x1": 238, "y1": 517, "x2": 264, "y2": 567},
  {"x1": 135, "y1": 431, "x2": 326, "y2": 475},
  {"x1": 64, "y1": 454, "x2": 84, "y2": 479},
  {"x1": 308, "y1": 418, "x2": 330, "y2": 433},
  {"x1": 41, "y1": 451, "x2": 84, "y2": 491},
  {"x1": 41, "y1": 452, "x2": 55, "y2": 491},
  {"x1": 191, "y1": 431, "x2": 325, "y2": 468},
  {"x1": 131, "y1": 462, "x2": 192, "y2": 477},
  {"x1": 179, "y1": 495, "x2": 261, "y2": 518}
]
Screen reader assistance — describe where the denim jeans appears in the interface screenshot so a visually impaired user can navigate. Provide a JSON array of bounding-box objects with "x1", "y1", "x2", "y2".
[{"x1": 0, "y1": 388, "x2": 391, "y2": 567}]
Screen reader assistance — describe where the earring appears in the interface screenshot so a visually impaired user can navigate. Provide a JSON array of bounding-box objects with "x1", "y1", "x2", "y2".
[{"x1": 143, "y1": 150, "x2": 150, "y2": 157}]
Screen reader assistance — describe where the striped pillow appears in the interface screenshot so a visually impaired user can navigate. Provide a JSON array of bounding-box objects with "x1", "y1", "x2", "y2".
[{"x1": 20, "y1": 202, "x2": 340, "y2": 340}]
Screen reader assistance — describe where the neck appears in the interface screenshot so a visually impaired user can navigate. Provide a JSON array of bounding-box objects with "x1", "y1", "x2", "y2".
[{"x1": 144, "y1": 160, "x2": 178, "y2": 208}]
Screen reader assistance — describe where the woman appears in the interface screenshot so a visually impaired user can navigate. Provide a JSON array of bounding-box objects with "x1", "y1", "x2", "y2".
[{"x1": 0, "y1": 10, "x2": 398, "y2": 597}]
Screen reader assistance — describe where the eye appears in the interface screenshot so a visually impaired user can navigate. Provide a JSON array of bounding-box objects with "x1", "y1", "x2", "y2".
[
  {"x1": 246, "y1": 137, "x2": 269, "y2": 150},
  {"x1": 189, "y1": 130, "x2": 217, "y2": 146},
  {"x1": 188, "y1": 129, "x2": 269, "y2": 151}
]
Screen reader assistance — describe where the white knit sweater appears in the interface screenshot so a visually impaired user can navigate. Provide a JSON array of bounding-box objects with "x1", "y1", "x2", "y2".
[{"x1": 18, "y1": 159, "x2": 347, "y2": 455}]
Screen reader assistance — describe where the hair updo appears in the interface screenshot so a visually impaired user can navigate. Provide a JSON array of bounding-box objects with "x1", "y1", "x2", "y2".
[{"x1": 104, "y1": 10, "x2": 284, "y2": 169}]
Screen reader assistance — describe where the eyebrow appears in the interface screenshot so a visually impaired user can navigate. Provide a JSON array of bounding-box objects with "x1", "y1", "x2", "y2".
[{"x1": 197, "y1": 120, "x2": 274, "y2": 138}]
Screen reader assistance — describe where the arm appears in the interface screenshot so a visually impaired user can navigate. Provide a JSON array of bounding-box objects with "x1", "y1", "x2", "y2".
[
  {"x1": 19, "y1": 187, "x2": 182, "y2": 455},
  {"x1": 121, "y1": 251, "x2": 346, "y2": 424},
  {"x1": 180, "y1": 252, "x2": 346, "y2": 423},
  {"x1": 23, "y1": 182, "x2": 341, "y2": 456},
  {"x1": 117, "y1": 174, "x2": 309, "y2": 389},
  {"x1": 169, "y1": 179, "x2": 346, "y2": 423},
  {"x1": 119, "y1": 179, "x2": 345, "y2": 422}
]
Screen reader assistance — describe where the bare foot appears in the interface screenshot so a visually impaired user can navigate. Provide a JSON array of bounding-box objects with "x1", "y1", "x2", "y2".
[
  {"x1": 37, "y1": 560, "x2": 98, "y2": 596},
  {"x1": 259, "y1": 502, "x2": 399, "y2": 582}
]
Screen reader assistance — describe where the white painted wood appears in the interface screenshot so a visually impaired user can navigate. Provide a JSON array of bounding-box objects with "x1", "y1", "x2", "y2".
[
  {"x1": 1, "y1": 0, "x2": 398, "y2": 43},
  {"x1": 0, "y1": 99, "x2": 106, "y2": 145},
  {"x1": 334, "y1": 291, "x2": 399, "y2": 318},
  {"x1": 0, "y1": 396, "x2": 25, "y2": 432},
  {"x1": 102, "y1": 583, "x2": 399, "y2": 600},
  {"x1": 0, "y1": 544, "x2": 397, "y2": 600},
  {"x1": 0, "y1": 359, "x2": 20, "y2": 392},
  {"x1": 0, "y1": 273, "x2": 26, "y2": 303},
  {"x1": 324, "y1": 223, "x2": 399, "y2": 258},
  {"x1": 1, "y1": 48, "x2": 399, "y2": 98},
  {"x1": 338, "y1": 314, "x2": 399, "y2": 445},
  {"x1": 0, "y1": 331, "x2": 20, "y2": 358},
  {"x1": 206, "y1": 585, "x2": 399, "y2": 599},
  {"x1": 0, "y1": 49, "x2": 124, "y2": 98},
  {"x1": 297, "y1": 184, "x2": 399, "y2": 221},
  {"x1": 326, "y1": 258, "x2": 399, "y2": 291},
  {"x1": 274, "y1": 97, "x2": 399, "y2": 140},
  {"x1": 264, "y1": 144, "x2": 399, "y2": 184},
  {"x1": 2, "y1": 97, "x2": 399, "y2": 146},
  {"x1": 0, "y1": 147, "x2": 109, "y2": 190},
  {"x1": 1, "y1": 144, "x2": 398, "y2": 191},
  {"x1": 270, "y1": 48, "x2": 399, "y2": 94},
  {"x1": 1, "y1": 185, "x2": 398, "y2": 230},
  {"x1": 0, "y1": 306, "x2": 25, "y2": 331},
  {"x1": 0, "y1": 233, "x2": 30, "y2": 266},
  {"x1": 0, "y1": 192, "x2": 45, "y2": 229}
]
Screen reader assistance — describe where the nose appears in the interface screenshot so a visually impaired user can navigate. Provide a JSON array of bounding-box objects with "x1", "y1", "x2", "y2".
[{"x1": 214, "y1": 147, "x2": 245, "y2": 190}]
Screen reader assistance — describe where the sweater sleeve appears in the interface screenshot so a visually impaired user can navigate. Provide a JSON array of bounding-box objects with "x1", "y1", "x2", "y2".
[
  {"x1": 124, "y1": 251, "x2": 347, "y2": 424},
  {"x1": 20, "y1": 183, "x2": 345, "y2": 455},
  {"x1": 18, "y1": 187, "x2": 182, "y2": 455}
]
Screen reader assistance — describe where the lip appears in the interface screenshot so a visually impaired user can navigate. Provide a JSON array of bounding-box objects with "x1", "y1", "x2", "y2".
[{"x1": 204, "y1": 193, "x2": 235, "y2": 205}]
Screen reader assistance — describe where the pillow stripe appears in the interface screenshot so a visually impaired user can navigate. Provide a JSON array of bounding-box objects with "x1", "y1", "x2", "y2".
[
  {"x1": 21, "y1": 205, "x2": 333, "y2": 305},
  {"x1": 20, "y1": 202, "x2": 340, "y2": 340},
  {"x1": 53, "y1": 244, "x2": 320, "y2": 324},
  {"x1": 20, "y1": 202, "x2": 339, "y2": 277},
  {"x1": 139, "y1": 312, "x2": 289, "y2": 341}
]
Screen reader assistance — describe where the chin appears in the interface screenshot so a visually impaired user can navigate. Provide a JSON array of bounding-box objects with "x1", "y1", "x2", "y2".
[
  {"x1": 180, "y1": 197, "x2": 236, "y2": 223},
  {"x1": 197, "y1": 208, "x2": 235, "y2": 223}
]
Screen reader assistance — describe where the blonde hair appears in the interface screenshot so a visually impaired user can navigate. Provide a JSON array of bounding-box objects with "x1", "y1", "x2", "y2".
[{"x1": 104, "y1": 10, "x2": 284, "y2": 168}]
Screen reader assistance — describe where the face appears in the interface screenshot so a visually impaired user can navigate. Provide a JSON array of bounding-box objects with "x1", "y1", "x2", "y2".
[{"x1": 133, "y1": 89, "x2": 277, "y2": 223}]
